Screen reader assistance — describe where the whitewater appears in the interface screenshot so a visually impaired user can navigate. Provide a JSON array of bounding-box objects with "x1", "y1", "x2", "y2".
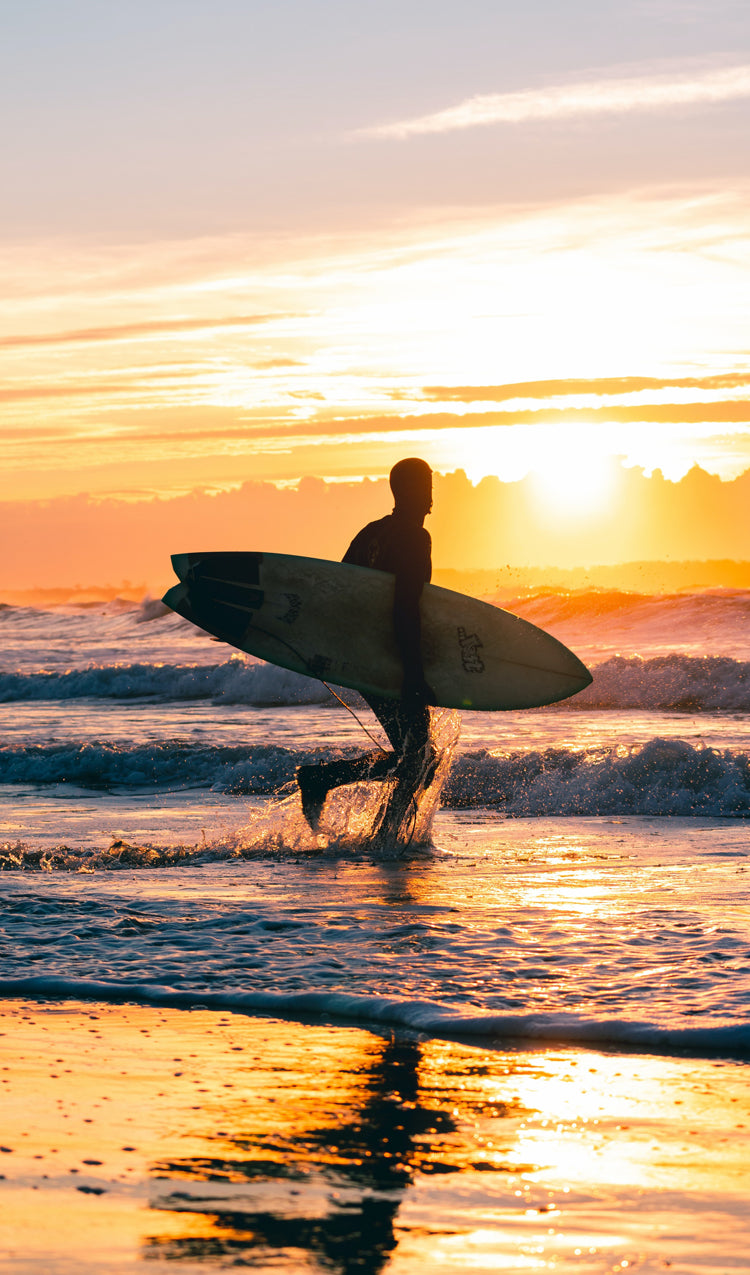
[{"x1": 1, "y1": 586, "x2": 749, "y2": 1060}]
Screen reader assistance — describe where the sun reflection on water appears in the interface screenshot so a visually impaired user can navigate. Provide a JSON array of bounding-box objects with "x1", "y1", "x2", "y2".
[{"x1": 1, "y1": 1001, "x2": 749, "y2": 1274}]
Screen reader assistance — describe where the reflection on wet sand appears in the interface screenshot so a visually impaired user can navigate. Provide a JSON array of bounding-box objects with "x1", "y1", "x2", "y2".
[
  {"x1": 2, "y1": 1000, "x2": 749, "y2": 1275},
  {"x1": 145, "y1": 1035, "x2": 528, "y2": 1273}
]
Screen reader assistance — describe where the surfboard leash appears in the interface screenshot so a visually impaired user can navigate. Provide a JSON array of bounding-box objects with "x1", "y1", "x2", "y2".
[
  {"x1": 238, "y1": 617, "x2": 390, "y2": 753},
  {"x1": 320, "y1": 681, "x2": 390, "y2": 752}
]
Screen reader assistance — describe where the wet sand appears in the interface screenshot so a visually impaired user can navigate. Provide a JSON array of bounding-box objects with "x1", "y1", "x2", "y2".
[{"x1": 1, "y1": 998, "x2": 748, "y2": 1274}]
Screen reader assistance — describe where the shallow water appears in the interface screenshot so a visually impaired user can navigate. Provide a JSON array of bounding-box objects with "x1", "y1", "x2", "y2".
[
  {"x1": 1, "y1": 592, "x2": 749, "y2": 1054},
  {"x1": 1, "y1": 812, "x2": 748, "y2": 1055},
  {"x1": 2, "y1": 589, "x2": 750, "y2": 1272}
]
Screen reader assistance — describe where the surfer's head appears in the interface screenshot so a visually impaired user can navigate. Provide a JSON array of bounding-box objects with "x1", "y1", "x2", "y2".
[{"x1": 390, "y1": 457, "x2": 433, "y2": 519}]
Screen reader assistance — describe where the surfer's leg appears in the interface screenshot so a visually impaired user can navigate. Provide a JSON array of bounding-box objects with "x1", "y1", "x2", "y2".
[
  {"x1": 369, "y1": 695, "x2": 433, "y2": 764},
  {"x1": 374, "y1": 710, "x2": 438, "y2": 844},
  {"x1": 396, "y1": 705, "x2": 436, "y2": 788},
  {"x1": 297, "y1": 749, "x2": 396, "y2": 829},
  {"x1": 364, "y1": 693, "x2": 437, "y2": 793},
  {"x1": 295, "y1": 695, "x2": 431, "y2": 831}
]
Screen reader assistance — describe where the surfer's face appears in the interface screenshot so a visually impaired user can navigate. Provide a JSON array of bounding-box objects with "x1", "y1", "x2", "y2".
[
  {"x1": 390, "y1": 457, "x2": 433, "y2": 519},
  {"x1": 397, "y1": 472, "x2": 432, "y2": 519},
  {"x1": 418, "y1": 473, "x2": 433, "y2": 517}
]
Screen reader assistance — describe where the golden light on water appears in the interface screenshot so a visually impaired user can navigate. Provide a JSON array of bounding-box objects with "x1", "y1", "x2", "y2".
[{"x1": 2, "y1": 1000, "x2": 749, "y2": 1274}]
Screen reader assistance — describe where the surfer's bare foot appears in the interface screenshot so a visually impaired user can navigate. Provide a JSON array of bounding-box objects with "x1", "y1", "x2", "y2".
[{"x1": 296, "y1": 765, "x2": 329, "y2": 831}]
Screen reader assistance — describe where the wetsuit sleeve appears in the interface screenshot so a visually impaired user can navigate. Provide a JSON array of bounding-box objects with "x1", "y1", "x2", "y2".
[
  {"x1": 342, "y1": 529, "x2": 365, "y2": 566},
  {"x1": 393, "y1": 528, "x2": 431, "y2": 686}
]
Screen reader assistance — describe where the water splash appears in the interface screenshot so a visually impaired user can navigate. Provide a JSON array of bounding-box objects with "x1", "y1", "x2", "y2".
[{"x1": 0, "y1": 710, "x2": 462, "y2": 871}]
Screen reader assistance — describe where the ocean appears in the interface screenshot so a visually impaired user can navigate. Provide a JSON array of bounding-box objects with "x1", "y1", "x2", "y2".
[
  {"x1": 2, "y1": 586, "x2": 749, "y2": 1041},
  {"x1": 1, "y1": 586, "x2": 749, "y2": 1273}
]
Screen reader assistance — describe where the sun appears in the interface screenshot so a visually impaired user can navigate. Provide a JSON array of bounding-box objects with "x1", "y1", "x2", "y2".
[{"x1": 530, "y1": 445, "x2": 616, "y2": 519}]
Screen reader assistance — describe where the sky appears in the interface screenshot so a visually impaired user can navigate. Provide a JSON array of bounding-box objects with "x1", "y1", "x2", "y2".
[{"x1": 2, "y1": 0, "x2": 750, "y2": 579}]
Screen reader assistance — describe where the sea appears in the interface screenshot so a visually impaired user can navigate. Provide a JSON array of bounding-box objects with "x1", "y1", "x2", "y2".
[{"x1": 1, "y1": 584, "x2": 749, "y2": 1059}]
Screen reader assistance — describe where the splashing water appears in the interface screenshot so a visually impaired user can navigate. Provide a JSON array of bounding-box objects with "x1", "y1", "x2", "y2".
[
  {"x1": 222, "y1": 707, "x2": 462, "y2": 860},
  {"x1": 1, "y1": 709, "x2": 462, "y2": 871}
]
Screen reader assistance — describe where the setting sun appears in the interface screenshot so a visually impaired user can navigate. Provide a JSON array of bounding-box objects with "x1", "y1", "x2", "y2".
[{"x1": 531, "y1": 444, "x2": 617, "y2": 519}]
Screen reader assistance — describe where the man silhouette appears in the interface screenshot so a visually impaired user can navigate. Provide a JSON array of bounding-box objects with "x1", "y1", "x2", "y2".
[{"x1": 297, "y1": 457, "x2": 436, "y2": 830}]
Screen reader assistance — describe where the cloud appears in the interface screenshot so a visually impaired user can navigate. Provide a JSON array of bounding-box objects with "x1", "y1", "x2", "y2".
[
  {"x1": 4, "y1": 466, "x2": 750, "y2": 589},
  {"x1": 118, "y1": 399, "x2": 750, "y2": 448},
  {"x1": 360, "y1": 63, "x2": 750, "y2": 139},
  {"x1": 0, "y1": 382, "x2": 141, "y2": 403},
  {"x1": 0, "y1": 314, "x2": 294, "y2": 349},
  {"x1": 19, "y1": 398, "x2": 750, "y2": 442},
  {"x1": 260, "y1": 400, "x2": 750, "y2": 444},
  {"x1": 415, "y1": 373, "x2": 750, "y2": 404}
]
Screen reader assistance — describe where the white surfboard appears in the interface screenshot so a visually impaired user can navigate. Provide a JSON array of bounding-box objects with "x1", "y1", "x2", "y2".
[{"x1": 163, "y1": 551, "x2": 592, "y2": 711}]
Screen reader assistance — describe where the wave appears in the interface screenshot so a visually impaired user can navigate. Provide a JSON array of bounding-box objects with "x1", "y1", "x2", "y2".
[
  {"x1": 444, "y1": 737, "x2": 750, "y2": 816},
  {"x1": 2, "y1": 736, "x2": 749, "y2": 816},
  {"x1": 509, "y1": 587, "x2": 750, "y2": 662},
  {"x1": 0, "y1": 739, "x2": 305, "y2": 791},
  {"x1": 571, "y1": 653, "x2": 750, "y2": 711},
  {"x1": 1, "y1": 975, "x2": 748, "y2": 1061},
  {"x1": 0, "y1": 660, "x2": 330, "y2": 705},
  {"x1": 2, "y1": 653, "x2": 750, "y2": 711},
  {"x1": 511, "y1": 585, "x2": 750, "y2": 627},
  {"x1": 5, "y1": 585, "x2": 749, "y2": 621}
]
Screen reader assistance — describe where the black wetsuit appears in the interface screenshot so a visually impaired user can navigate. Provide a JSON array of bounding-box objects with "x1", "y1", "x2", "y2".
[
  {"x1": 343, "y1": 510, "x2": 432, "y2": 758},
  {"x1": 299, "y1": 511, "x2": 433, "y2": 798}
]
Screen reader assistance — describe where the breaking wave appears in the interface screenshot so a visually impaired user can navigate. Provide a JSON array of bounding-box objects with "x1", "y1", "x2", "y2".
[
  {"x1": 0, "y1": 739, "x2": 303, "y2": 791},
  {"x1": 512, "y1": 585, "x2": 750, "y2": 628},
  {"x1": 571, "y1": 654, "x2": 750, "y2": 711},
  {"x1": 443, "y1": 737, "x2": 750, "y2": 816},
  {"x1": 0, "y1": 660, "x2": 329, "y2": 705},
  {"x1": 2, "y1": 736, "x2": 749, "y2": 816},
  {"x1": 2, "y1": 654, "x2": 750, "y2": 711}
]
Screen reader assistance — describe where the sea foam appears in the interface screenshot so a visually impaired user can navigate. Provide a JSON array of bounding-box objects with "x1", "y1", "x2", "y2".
[
  {"x1": 1, "y1": 975, "x2": 748, "y2": 1061},
  {"x1": 2, "y1": 654, "x2": 750, "y2": 711},
  {"x1": 2, "y1": 735, "x2": 748, "y2": 815}
]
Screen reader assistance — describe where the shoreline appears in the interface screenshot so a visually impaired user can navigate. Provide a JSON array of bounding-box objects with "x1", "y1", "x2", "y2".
[
  {"x1": 2, "y1": 978, "x2": 750, "y2": 1064},
  {"x1": 2, "y1": 997, "x2": 749, "y2": 1274}
]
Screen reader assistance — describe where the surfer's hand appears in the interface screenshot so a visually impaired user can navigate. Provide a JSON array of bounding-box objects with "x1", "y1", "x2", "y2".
[{"x1": 401, "y1": 674, "x2": 436, "y2": 709}]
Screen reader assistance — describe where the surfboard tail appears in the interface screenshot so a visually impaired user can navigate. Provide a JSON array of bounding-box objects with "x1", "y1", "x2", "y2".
[
  {"x1": 170, "y1": 553, "x2": 192, "y2": 583},
  {"x1": 162, "y1": 581, "x2": 189, "y2": 615}
]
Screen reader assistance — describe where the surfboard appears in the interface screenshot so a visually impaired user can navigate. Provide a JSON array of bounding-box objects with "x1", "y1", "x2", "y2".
[{"x1": 163, "y1": 551, "x2": 592, "y2": 711}]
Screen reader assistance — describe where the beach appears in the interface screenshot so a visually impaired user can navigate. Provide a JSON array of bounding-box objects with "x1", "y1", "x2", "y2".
[
  {"x1": 1, "y1": 590, "x2": 750, "y2": 1272},
  {"x1": 4, "y1": 0, "x2": 750, "y2": 1266},
  {"x1": 2, "y1": 999, "x2": 749, "y2": 1274}
]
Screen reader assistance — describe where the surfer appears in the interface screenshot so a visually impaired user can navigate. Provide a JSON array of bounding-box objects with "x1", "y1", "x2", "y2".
[{"x1": 297, "y1": 457, "x2": 436, "y2": 830}]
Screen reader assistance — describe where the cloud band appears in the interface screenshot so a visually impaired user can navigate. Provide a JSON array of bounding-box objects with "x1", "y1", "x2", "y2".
[{"x1": 362, "y1": 64, "x2": 750, "y2": 139}]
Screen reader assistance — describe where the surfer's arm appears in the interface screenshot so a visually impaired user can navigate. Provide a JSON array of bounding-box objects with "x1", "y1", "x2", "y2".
[{"x1": 393, "y1": 531, "x2": 434, "y2": 705}]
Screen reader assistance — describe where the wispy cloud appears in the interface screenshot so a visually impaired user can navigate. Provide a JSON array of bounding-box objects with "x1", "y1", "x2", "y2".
[
  {"x1": 415, "y1": 373, "x2": 750, "y2": 404},
  {"x1": 360, "y1": 63, "x2": 750, "y2": 139},
  {"x1": 111, "y1": 399, "x2": 750, "y2": 446},
  {"x1": 0, "y1": 314, "x2": 293, "y2": 349},
  {"x1": 262, "y1": 400, "x2": 750, "y2": 441}
]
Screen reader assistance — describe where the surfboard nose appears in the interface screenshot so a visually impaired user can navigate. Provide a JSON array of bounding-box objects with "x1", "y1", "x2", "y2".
[
  {"x1": 162, "y1": 581, "x2": 188, "y2": 613},
  {"x1": 577, "y1": 659, "x2": 594, "y2": 690}
]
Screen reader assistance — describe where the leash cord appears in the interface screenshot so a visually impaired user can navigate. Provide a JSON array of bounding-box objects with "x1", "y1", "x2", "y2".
[
  {"x1": 222, "y1": 618, "x2": 426, "y2": 840},
  {"x1": 237, "y1": 619, "x2": 389, "y2": 752},
  {"x1": 320, "y1": 680, "x2": 390, "y2": 752}
]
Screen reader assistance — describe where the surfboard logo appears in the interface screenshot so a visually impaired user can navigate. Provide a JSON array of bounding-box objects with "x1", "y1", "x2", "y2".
[
  {"x1": 457, "y1": 626, "x2": 485, "y2": 673},
  {"x1": 279, "y1": 592, "x2": 301, "y2": 624}
]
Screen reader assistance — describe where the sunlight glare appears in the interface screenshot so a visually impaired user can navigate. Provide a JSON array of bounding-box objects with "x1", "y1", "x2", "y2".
[{"x1": 531, "y1": 442, "x2": 615, "y2": 519}]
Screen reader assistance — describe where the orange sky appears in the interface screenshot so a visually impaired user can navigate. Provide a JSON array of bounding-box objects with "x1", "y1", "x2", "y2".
[{"x1": 3, "y1": 465, "x2": 749, "y2": 594}]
